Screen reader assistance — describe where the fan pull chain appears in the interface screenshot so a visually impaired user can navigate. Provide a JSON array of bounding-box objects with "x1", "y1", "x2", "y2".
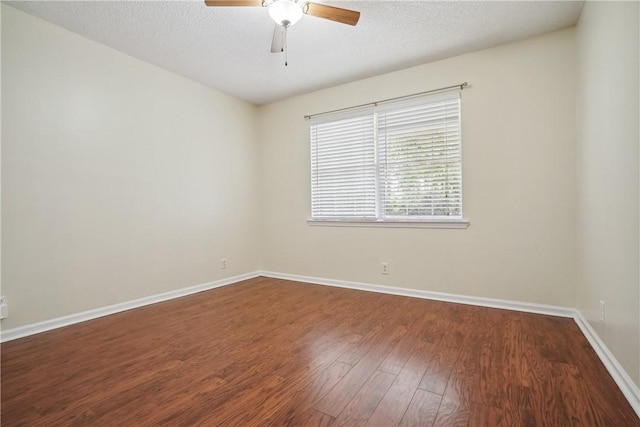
[{"x1": 284, "y1": 26, "x2": 288, "y2": 66}]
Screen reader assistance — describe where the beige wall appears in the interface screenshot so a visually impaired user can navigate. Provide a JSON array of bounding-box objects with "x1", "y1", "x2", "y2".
[
  {"x1": 0, "y1": 4, "x2": 3, "y2": 324},
  {"x1": 576, "y1": 1, "x2": 640, "y2": 386},
  {"x1": 1, "y1": 5, "x2": 261, "y2": 330},
  {"x1": 258, "y1": 29, "x2": 577, "y2": 307}
]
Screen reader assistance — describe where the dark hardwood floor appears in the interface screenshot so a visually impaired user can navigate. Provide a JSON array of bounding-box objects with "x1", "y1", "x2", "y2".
[{"x1": 1, "y1": 277, "x2": 638, "y2": 426}]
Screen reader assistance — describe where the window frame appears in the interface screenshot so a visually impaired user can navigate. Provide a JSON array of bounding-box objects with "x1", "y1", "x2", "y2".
[{"x1": 308, "y1": 90, "x2": 469, "y2": 229}]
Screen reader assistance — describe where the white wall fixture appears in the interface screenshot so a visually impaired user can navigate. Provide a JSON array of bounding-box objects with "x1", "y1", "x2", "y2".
[{"x1": 0, "y1": 297, "x2": 9, "y2": 320}]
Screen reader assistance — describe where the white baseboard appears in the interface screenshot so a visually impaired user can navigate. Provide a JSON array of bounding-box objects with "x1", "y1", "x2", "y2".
[
  {"x1": 0, "y1": 272, "x2": 260, "y2": 343},
  {"x1": 259, "y1": 270, "x2": 575, "y2": 318},
  {"x1": 573, "y1": 311, "x2": 640, "y2": 417}
]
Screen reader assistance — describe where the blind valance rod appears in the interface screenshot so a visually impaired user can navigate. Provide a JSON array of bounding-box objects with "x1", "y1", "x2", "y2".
[{"x1": 304, "y1": 81, "x2": 468, "y2": 120}]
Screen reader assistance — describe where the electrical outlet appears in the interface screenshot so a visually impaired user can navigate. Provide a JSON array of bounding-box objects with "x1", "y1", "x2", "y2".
[
  {"x1": 381, "y1": 262, "x2": 389, "y2": 275},
  {"x1": 599, "y1": 300, "x2": 606, "y2": 325},
  {"x1": 221, "y1": 258, "x2": 227, "y2": 269},
  {"x1": 0, "y1": 296, "x2": 8, "y2": 320}
]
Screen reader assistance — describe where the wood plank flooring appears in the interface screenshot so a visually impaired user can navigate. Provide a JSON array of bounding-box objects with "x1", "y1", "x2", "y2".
[{"x1": 1, "y1": 277, "x2": 638, "y2": 426}]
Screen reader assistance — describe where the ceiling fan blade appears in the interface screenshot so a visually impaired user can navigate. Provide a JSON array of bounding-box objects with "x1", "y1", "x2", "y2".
[
  {"x1": 271, "y1": 24, "x2": 285, "y2": 53},
  {"x1": 204, "y1": 0, "x2": 263, "y2": 6},
  {"x1": 303, "y1": 2, "x2": 360, "y2": 26}
]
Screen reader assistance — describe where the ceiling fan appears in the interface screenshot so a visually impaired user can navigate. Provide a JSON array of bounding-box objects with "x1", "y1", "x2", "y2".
[{"x1": 204, "y1": 0, "x2": 360, "y2": 65}]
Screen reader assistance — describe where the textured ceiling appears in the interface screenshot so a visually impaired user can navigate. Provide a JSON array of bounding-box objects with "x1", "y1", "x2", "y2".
[{"x1": 7, "y1": 1, "x2": 584, "y2": 105}]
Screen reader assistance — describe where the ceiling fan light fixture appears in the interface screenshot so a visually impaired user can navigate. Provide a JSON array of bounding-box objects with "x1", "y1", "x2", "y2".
[{"x1": 268, "y1": 0, "x2": 303, "y2": 28}]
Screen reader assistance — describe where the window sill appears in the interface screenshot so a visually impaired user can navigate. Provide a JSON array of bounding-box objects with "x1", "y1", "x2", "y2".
[{"x1": 306, "y1": 219, "x2": 469, "y2": 229}]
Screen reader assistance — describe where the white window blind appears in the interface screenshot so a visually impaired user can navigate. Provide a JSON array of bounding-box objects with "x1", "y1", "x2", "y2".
[
  {"x1": 378, "y1": 94, "x2": 462, "y2": 219},
  {"x1": 310, "y1": 112, "x2": 376, "y2": 218},
  {"x1": 310, "y1": 91, "x2": 463, "y2": 223}
]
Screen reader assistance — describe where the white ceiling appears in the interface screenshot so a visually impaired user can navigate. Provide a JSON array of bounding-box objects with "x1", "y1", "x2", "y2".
[{"x1": 7, "y1": 1, "x2": 584, "y2": 105}]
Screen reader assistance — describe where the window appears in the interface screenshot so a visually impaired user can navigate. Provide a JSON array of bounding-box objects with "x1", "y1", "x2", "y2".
[{"x1": 309, "y1": 91, "x2": 466, "y2": 227}]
